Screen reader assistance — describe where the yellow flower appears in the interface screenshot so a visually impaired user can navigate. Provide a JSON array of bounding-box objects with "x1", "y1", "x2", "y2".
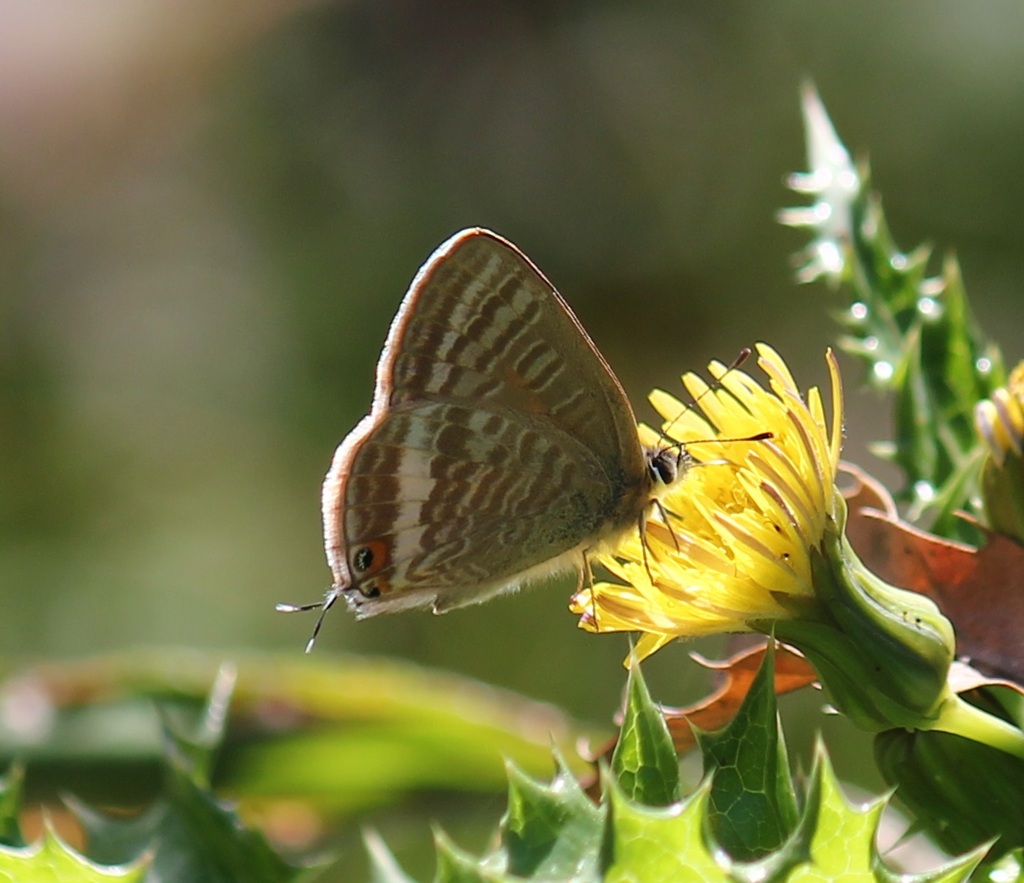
[
  {"x1": 570, "y1": 344, "x2": 1024, "y2": 755},
  {"x1": 975, "y1": 361, "x2": 1024, "y2": 544},
  {"x1": 572, "y1": 343, "x2": 843, "y2": 661}
]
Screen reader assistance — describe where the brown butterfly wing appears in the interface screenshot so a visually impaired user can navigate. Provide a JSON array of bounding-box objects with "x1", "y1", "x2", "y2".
[{"x1": 322, "y1": 229, "x2": 651, "y2": 616}]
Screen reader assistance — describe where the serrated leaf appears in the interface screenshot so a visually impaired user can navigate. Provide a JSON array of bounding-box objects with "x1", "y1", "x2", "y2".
[
  {"x1": 693, "y1": 643, "x2": 799, "y2": 861},
  {"x1": 603, "y1": 776, "x2": 726, "y2": 882},
  {"x1": 158, "y1": 664, "x2": 237, "y2": 791},
  {"x1": 166, "y1": 763, "x2": 312, "y2": 883},
  {"x1": 393, "y1": 672, "x2": 990, "y2": 883},
  {"x1": 433, "y1": 829, "x2": 504, "y2": 883},
  {"x1": 787, "y1": 742, "x2": 984, "y2": 883},
  {"x1": 891, "y1": 266, "x2": 996, "y2": 528},
  {"x1": 660, "y1": 643, "x2": 818, "y2": 757},
  {"x1": 611, "y1": 663, "x2": 680, "y2": 806},
  {"x1": 364, "y1": 828, "x2": 418, "y2": 883},
  {"x1": 72, "y1": 676, "x2": 315, "y2": 883},
  {"x1": 0, "y1": 825, "x2": 147, "y2": 882},
  {"x1": 788, "y1": 743, "x2": 885, "y2": 881},
  {"x1": 501, "y1": 756, "x2": 602, "y2": 879},
  {"x1": 783, "y1": 84, "x2": 1005, "y2": 540},
  {"x1": 75, "y1": 761, "x2": 312, "y2": 883}
]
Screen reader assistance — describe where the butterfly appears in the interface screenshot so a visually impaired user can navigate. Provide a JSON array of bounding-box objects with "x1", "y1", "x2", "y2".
[{"x1": 279, "y1": 228, "x2": 699, "y2": 650}]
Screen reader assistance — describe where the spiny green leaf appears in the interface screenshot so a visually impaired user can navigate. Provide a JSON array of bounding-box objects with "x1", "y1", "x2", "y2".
[
  {"x1": 787, "y1": 741, "x2": 985, "y2": 883},
  {"x1": 603, "y1": 776, "x2": 726, "y2": 882},
  {"x1": 782, "y1": 84, "x2": 1005, "y2": 540},
  {"x1": 693, "y1": 643, "x2": 799, "y2": 861},
  {"x1": 894, "y1": 258, "x2": 999, "y2": 538},
  {"x1": 364, "y1": 829, "x2": 418, "y2": 883},
  {"x1": 73, "y1": 762, "x2": 313, "y2": 883},
  {"x1": 433, "y1": 829, "x2": 505, "y2": 883},
  {"x1": 401, "y1": 678, "x2": 988, "y2": 882},
  {"x1": 788, "y1": 742, "x2": 885, "y2": 881},
  {"x1": 501, "y1": 755, "x2": 602, "y2": 879},
  {"x1": 0, "y1": 825, "x2": 147, "y2": 882},
  {"x1": 157, "y1": 663, "x2": 237, "y2": 791},
  {"x1": 71, "y1": 678, "x2": 316, "y2": 883},
  {"x1": 611, "y1": 663, "x2": 680, "y2": 806}
]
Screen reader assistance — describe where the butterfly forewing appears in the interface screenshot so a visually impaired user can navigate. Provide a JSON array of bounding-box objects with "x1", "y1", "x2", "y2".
[
  {"x1": 322, "y1": 229, "x2": 652, "y2": 616},
  {"x1": 383, "y1": 232, "x2": 641, "y2": 463}
]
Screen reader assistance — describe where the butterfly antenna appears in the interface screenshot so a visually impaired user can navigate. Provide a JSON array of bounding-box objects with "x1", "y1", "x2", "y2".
[
  {"x1": 276, "y1": 591, "x2": 339, "y2": 653},
  {"x1": 653, "y1": 348, "x2": 774, "y2": 460},
  {"x1": 682, "y1": 430, "x2": 773, "y2": 451},
  {"x1": 640, "y1": 349, "x2": 771, "y2": 552},
  {"x1": 655, "y1": 347, "x2": 752, "y2": 450}
]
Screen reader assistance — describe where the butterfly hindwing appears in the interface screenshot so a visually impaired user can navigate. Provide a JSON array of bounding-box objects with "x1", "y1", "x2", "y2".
[{"x1": 327, "y1": 400, "x2": 619, "y2": 614}]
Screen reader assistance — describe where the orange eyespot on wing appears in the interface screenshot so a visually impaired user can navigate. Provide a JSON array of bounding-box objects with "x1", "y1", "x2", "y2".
[{"x1": 351, "y1": 539, "x2": 391, "y2": 577}]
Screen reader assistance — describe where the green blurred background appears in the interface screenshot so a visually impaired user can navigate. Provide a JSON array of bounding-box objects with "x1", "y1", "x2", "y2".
[{"x1": 2, "y1": 0, "x2": 1023, "y2": 828}]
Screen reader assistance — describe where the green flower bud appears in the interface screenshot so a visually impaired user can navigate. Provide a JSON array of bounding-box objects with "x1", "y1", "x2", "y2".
[
  {"x1": 876, "y1": 727, "x2": 1024, "y2": 859},
  {"x1": 772, "y1": 497, "x2": 955, "y2": 732}
]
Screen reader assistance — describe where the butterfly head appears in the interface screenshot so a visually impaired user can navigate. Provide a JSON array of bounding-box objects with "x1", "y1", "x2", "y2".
[{"x1": 645, "y1": 444, "x2": 692, "y2": 491}]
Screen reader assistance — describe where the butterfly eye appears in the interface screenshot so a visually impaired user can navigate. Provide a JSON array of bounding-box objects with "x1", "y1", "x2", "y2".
[{"x1": 648, "y1": 449, "x2": 679, "y2": 486}]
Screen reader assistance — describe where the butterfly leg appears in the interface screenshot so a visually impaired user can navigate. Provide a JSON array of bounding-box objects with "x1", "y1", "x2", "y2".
[
  {"x1": 653, "y1": 499, "x2": 682, "y2": 553},
  {"x1": 637, "y1": 509, "x2": 656, "y2": 585},
  {"x1": 635, "y1": 500, "x2": 681, "y2": 586},
  {"x1": 578, "y1": 551, "x2": 599, "y2": 630}
]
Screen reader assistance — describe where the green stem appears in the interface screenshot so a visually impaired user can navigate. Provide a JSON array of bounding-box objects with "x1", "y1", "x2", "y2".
[{"x1": 931, "y1": 696, "x2": 1024, "y2": 761}]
